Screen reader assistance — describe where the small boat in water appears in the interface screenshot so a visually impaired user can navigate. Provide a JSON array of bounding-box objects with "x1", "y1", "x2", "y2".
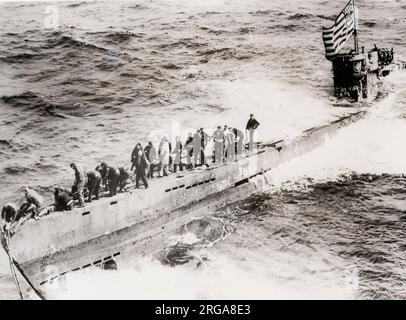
[
  {"x1": 0, "y1": 111, "x2": 366, "y2": 299},
  {"x1": 322, "y1": 0, "x2": 405, "y2": 101}
]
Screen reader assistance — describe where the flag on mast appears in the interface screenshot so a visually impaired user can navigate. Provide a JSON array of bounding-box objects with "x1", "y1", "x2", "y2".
[{"x1": 322, "y1": 0, "x2": 357, "y2": 60}]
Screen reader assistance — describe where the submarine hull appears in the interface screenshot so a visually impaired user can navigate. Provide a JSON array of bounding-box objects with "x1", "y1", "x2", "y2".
[{"x1": 2, "y1": 111, "x2": 366, "y2": 299}]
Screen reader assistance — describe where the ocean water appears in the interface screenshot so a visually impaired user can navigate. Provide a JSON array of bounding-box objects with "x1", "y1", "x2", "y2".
[{"x1": 1, "y1": 0, "x2": 406, "y2": 299}]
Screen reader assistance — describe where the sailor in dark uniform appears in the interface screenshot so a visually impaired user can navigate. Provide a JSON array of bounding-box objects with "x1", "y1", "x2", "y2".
[
  {"x1": 200, "y1": 128, "x2": 210, "y2": 167},
  {"x1": 246, "y1": 113, "x2": 260, "y2": 152},
  {"x1": 184, "y1": 133, "x2": 194, "y2": 170},
  {"x1": 1, "y1": 203, "x2": 18, "y2": 225},
  {"x1": 101, "y1": 162, "x2": 120, "y2": 197},
  {"x1": 130, "y1": 143, "x2": 143, "y2": 172},
  {"x1": 232, "y1": 127, "x2": 245, "y2": 156},
  {"x1": 118, "y1": 167, "x2": 130, "y2": 192},
  {"x1": 86, "y1": 170, "x2": 102, "y2": 202}
]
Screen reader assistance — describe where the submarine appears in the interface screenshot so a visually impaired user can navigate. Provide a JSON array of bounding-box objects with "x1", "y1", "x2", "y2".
[
  {"x1": 322, "y1": 0, "x2": 405, "y2": 102},
  {"x1": 0, "y1": 111, "x2": 366, "y2": 299}
]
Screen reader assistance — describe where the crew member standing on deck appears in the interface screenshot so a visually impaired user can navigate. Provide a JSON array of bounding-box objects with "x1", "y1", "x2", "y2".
[
  {"x1": 200, "y1": 128, "x2": 210, "y2": 167},
  {"x1": 246, "y1": 113, "x2": 260, "y2": 152},
  {"x1": 232, "y1": 127, "x2": 245, "y2": 156},
  {"x1": 173, "y1": 136, "x2": 183, "y2": 173},
  {"x1": 185, "y1": 133, "x2": 194, "y2": 170},
  {"x1": 70, "y1": 163, "x2": 86, "y2": 207},
  {"x1": 145, "y1": 141, "x2": 158, "y2": 178},
  {"x1": 192, "y1": 129, "x2": 201, "y2": 168},
  {"x1": 212, "y1": 126, "x2": 224, "y2": 164},
  {"x1": 158, "y1": 137, "x2": 170, "y2": 177},
  {"x1": 227, "y1": 127, "x2": 236, "y2": 161},
  {"x1": 135, "y1": 150, "x2": 149, "y2": 189},
  {"x1": 131, "y1": 143, "x2": 143, "y2": 172}
]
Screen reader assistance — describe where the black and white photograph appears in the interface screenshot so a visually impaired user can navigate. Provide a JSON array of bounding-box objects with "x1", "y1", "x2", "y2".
[{"x1": 0, "y1": 0, "x2": 405, "y2": 303}]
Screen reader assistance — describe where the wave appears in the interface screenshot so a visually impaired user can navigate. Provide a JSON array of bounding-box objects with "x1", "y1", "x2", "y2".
[
  {"x1": 239, "y1": 27, "x2": 255, "y2": 34},
  {"x1": 288, "y1": 13, "x2": 313, "y2": 20},
  {"x1": 0, "y1": 52, "x2": 48, "y2": 64},
  {"x1": 199, "y1": 27, "x2": 231, "y2": 36},
  {"x1": 127, "y1": 4, "x2": 149, "y2": 10},
  {"x1": 95, "y1": 59, "x2": 125, "y2": 71},
  {"x1": 103, "y1": 31, "x2": 144, "y2": 44},
  {"x1": 3, "y1": 165, "x2": 34, "y2": 176},
  {"x1": 66, "y1": 2, "x2": 88, "y2": 8},
  {"x1": 160, "y1": 63, "x2": 182, "y2": 70},
  {"x1": 197, "y1": 47, "x2": 237, "y2": 61},
  {"x1": 249, "y1": 10, "x2": 272, "y2": 15},
  {"x1": 0, "y1": 140, "x2": 12, "y2": 148},
  {"x1": 45, "y1": 32, "x2": 107, "y2": 52},
  {"x1": 272, "y1": 23, "x2": 301, "y2": 32},
  {"x1": 1, "y1": 91, "x2": 68, "y2": 118},
  {"x1": 363, "y1": 21, "x2": 378, "y2": 28},
  {"x1": 158, "y1": 38, "x2": 207, "y2": 50}
]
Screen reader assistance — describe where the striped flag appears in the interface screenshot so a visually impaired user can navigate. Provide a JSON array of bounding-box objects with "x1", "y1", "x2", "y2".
[{"x1": 322, "y1": 0, "x2": 356, "y2": 60}]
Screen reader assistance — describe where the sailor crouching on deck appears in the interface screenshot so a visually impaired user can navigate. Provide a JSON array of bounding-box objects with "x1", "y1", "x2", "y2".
[
  {"x1": 86, "y1": 170, "x2": 102, "y2": 202},
  {"x1": 54, "y1": 186, "x2": 74, "y2": 211},
  {"x1": 1, "y1": 203, "x2": 18, "y2": 232},
  {"x1": 118, "y1": 167, "x2": 130, "y2": 192},
  {"x1": 70, "y1": 163, "x2": 86, "y2": 208},
  {"x1": 100, "y1": 162, "x2": 120, "y2": 197},
  {"x1": 23, "y1": 187, "x2": 44, "y2": 219}
]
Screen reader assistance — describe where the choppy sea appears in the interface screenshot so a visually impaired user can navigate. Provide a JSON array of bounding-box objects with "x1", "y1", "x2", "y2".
[{"x1": 1, "y1": 0, "x2": 406, "y2": 299}]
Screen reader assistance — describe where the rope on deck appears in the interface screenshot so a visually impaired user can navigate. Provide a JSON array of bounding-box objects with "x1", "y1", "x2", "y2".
[{"x1": 3, "y1": 230, "x2": 23, "y2": 300}]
